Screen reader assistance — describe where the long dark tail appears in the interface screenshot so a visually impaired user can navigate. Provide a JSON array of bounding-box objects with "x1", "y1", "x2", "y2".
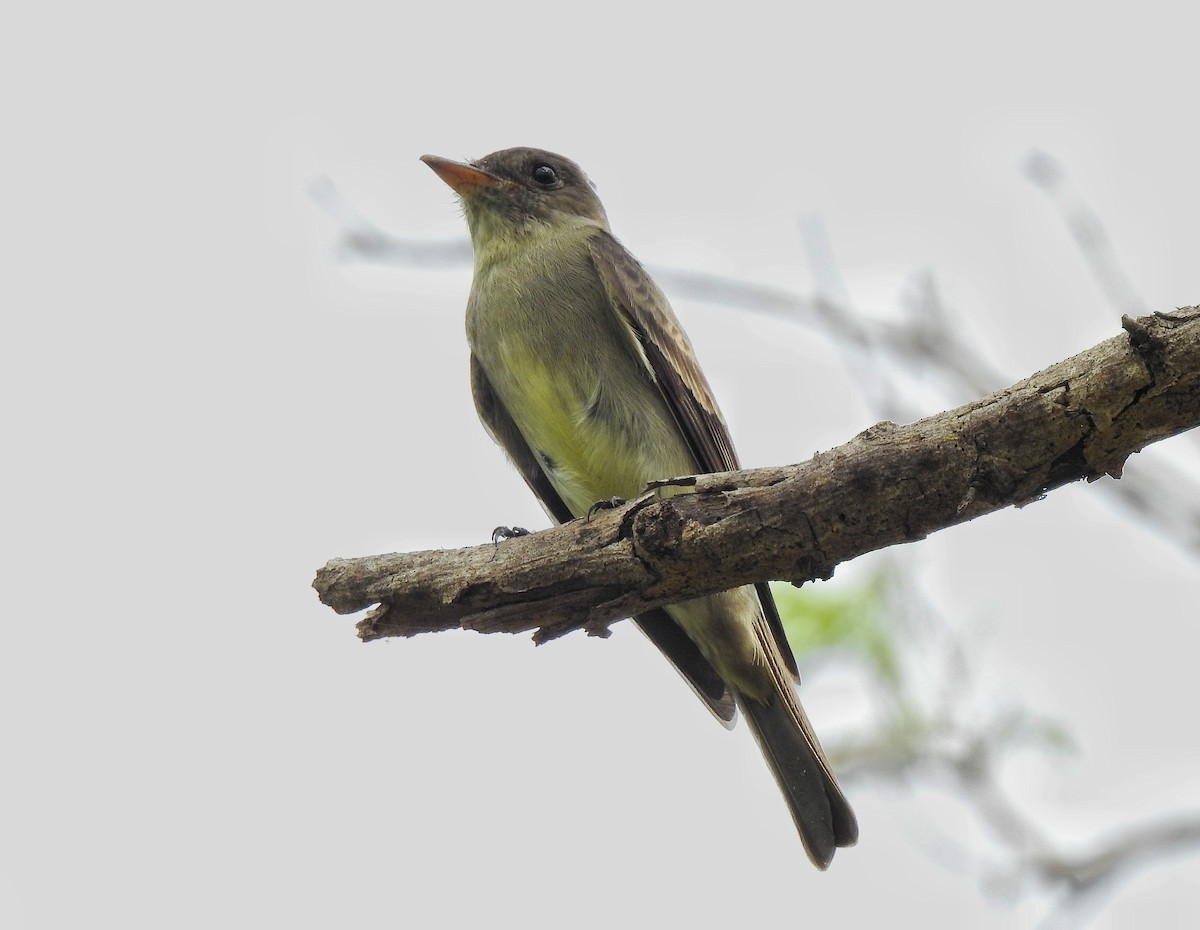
[{"x1": 736, "y1": 688, "x2": 858, "y2": 869}]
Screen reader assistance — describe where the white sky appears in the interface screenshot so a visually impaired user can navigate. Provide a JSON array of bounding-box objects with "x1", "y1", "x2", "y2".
[{"x1": 4, "y1": 3, "x2": 1199, "y2": 928}]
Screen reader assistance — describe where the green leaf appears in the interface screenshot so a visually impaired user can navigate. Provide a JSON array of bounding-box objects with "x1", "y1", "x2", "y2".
[{"x1": 771, "y1": 574, "x2": 900, "y2": 687}]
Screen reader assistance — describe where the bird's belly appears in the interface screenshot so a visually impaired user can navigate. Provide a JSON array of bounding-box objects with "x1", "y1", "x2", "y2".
[{"x1": 498, "y1": 354, "x2": 695, "y2": 519}]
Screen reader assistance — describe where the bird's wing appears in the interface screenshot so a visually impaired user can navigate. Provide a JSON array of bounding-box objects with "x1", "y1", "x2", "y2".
[
  {"x1": 587, "y1": 230, "x2": 798, "y2": 679},
  {"x1": 470, "y1": 352, "x2": 737, "y2": 721},
  {"x1": 588, "y1": 231, "x2": 738, "y2": 474}
]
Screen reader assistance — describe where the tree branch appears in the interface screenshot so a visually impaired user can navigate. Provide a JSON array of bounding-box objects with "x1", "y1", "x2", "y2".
[{"x1": 313, "y1": 307, "x2": 1200, "y2": 641}]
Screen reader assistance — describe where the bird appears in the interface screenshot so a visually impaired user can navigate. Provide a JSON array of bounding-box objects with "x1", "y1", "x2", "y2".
[{"x1": 422, "y1": 147, "x2": 857, "y2": 868}]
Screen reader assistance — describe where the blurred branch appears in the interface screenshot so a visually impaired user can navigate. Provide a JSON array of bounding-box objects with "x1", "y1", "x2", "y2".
[
  {"x1": 836, "y1": 695, "x2": 1200, "y2": 922},
  {"x1": 314, "y1": 308, "x2": 1200, "y2": 642},
  {"x1": 310, "y1": 175, "x2": 998, "y2": 394},
  {"x1": 308, "y1": 176, "x2": 471, "y2": 267},
  {"x1": 821, "y1": 562, "x2": 1200, "y2": 922},
  {"x1": 1022, "y1": 150, "x2": 1149, "y2": 317},
  {"x1": 1035, "y1": 817, "x2": 1200, "y2": 894}
]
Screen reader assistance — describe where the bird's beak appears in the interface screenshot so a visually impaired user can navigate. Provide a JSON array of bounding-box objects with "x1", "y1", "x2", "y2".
[{"x1": 421, "y1": 155, "x2": 505, "y2": 195}]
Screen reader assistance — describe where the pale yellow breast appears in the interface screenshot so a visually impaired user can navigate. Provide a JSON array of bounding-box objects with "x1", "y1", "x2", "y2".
[{"x1": 468, "y1": 229, "x2": 696, "y2": 518}]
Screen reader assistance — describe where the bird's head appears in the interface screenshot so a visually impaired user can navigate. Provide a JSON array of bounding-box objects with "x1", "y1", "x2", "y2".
[{"x1": 422, "y1": 148, "x2": 609, "y2": 253}]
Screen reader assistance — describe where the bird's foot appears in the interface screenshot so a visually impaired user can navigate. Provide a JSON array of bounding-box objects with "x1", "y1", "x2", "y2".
[
  {"x1": 491, "y1": 526, "x2": 530, "y2": 545},
  {"x1": 586, "y1": 497, "x2": 626, "y2": 521}
]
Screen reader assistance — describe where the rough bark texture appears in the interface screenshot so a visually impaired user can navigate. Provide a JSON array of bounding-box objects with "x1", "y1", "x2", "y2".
[{"x1": 313, "y1": 307, "x2": 1200, "y2": 643}]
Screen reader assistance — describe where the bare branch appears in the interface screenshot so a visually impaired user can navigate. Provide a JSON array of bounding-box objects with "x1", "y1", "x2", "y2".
[{"x1": 313, "y1": 308, "x2": 1200, "y2": 642}]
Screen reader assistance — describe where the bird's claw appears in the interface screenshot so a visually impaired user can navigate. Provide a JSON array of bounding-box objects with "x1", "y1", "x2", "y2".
[
  {"x1": 491, "y1": 526, "x2": 530, "y2": 545},
  {"x1": 586, "y1": 497, "x2": 626, "y2": 521}
]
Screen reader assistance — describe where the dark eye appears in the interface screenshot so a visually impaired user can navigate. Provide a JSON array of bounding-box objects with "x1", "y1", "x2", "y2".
[{"x1": 531, "y1": 164, "x2": 559, "y2": 187}]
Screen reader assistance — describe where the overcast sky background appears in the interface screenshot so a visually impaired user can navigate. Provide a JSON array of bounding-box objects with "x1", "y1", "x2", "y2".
[{"x1": 4, "y1": 3, "x2": 1199, "y2": 928}]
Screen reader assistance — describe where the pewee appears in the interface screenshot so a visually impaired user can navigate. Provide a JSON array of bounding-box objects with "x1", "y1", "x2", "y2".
[{"x1": 423, "y1": 147, "x2": 857, "y2": 868}]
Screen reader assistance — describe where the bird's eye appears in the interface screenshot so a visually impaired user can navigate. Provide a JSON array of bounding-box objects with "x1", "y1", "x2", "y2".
[{"x1": 531, "y1": 164, "x2": 559, "y2": 187}]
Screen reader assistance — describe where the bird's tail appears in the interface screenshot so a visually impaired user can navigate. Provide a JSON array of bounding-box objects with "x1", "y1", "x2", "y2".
[{"x1": 735, "y1": 686, "x2": 858, "y2": 870}]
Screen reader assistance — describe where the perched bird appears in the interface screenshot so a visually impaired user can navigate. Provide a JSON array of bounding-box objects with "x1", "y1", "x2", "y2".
[{"x1": 422, "y1": 147, "x2": 857, "y2": 868}]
